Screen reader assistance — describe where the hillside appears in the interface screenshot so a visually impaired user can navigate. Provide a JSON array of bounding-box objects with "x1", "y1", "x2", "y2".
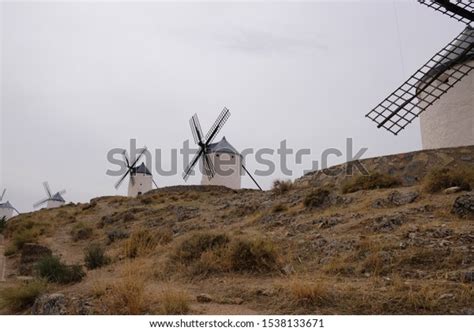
[{"x1": 0, "y1": 146, "x2": 473, "y2": 315}]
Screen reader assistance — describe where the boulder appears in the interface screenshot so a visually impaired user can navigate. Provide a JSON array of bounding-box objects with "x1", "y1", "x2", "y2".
[
  {"x1": 452, "y1": 194, "x2": 474, "y2": 219},
  {"x1": 19, "y1": 243, "x2": 52, "y2": 276},
  {"x1": 443, "y1": 187, "x2": 462, "y2": 194},
  {"x1": 32, "y1": 293, "x2": 68, "y2": 315}
]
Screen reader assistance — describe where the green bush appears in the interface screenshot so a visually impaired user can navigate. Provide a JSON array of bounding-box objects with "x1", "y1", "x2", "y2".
[
  {"x1": 228, "y1": 237, "x2": 281, "y2": 273},
  {"x1": 84, "y1": 244, "x2": 110, "y2": 270},
  {"x1": 36, "y1": 256, "x2": 85, "y2": 284},
  {"x1": 342, "y1": 173, "x2": 401, "y2": 194},
  {"x1": 0, "y1": 280, "x2": 46, "y2": 312},
  {"x1": 423, "y1": 167, "x2": 474, "y2": 193}
]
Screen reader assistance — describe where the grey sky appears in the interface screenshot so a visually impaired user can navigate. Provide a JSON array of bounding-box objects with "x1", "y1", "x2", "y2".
[{"x1": 0, "y1": 1, "x2": 464, "y2": 212}]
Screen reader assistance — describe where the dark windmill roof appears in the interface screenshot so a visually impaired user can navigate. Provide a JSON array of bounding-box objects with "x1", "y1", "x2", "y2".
[
  {"x1": 0, "y1": 201, "x2": 14, "y2": 209},
  {"x1": 418, "y1": 26, "x2": 474, "y2": 94},
  {"x1": 131, "y1": 162, "x2": 152, "y2": 175},
  {"x1": 207, "y1": 137, "x2": 240, "y2": 155},
  {"x1": 51, "y1": 193, "x2": 65, "y2": 202}
]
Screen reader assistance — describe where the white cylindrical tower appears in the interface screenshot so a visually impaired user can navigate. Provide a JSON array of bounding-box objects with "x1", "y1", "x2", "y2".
[
  {"x1": 0, "y1": 202, "x2": 14, "y2": 220},
  {"x1": 201, "y1": 137, "x2": 242, "y2": 190},
  {"x1": 128, "y1": 162, "x2": 153, "y2": 197},
  {"x1": 419, "y1": 27, "x2": 473, "y2": 149},
  {"x1": 46, "y1": 193, "x2": 65, "y2": 209}
]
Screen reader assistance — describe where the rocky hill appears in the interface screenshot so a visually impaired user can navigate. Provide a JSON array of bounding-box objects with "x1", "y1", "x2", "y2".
[{"x1": 0, "y1": 146, "x2": 473, "y2": 315}]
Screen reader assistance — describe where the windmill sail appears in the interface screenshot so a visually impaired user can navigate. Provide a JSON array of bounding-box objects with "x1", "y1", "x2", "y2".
[
  {"x1": 418, "y1": 0, "x2": 474, "y2": 24},
  {"x1": 366, "y1": 27, "x2": 474, "y2": 135}
]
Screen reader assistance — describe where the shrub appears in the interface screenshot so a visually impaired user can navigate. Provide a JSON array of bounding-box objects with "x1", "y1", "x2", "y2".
[
  {"x1": 13, "y1": 228, "x2": 39, "y2": 250},
  {"x1": 422, "y1": 167, "x2": 474, "y2": 193},
  {"x1": 159, "y1": 289, "x2": 190, "y2": 315},
  {"x1": 124, "y1": 228, "x2": 170, "y2": 258},
  {"x1": 84, "y1": 244, "x2": 110, "y2": 270},
  {"x1": 304, "y1": 189, "x2": 331, "y2": 208},
  {"x1": 70, "y1": 222, "x2": 93, "y2": 241},
  {"x1": 0, "y1": 280, "x2": 47, "y2": 312},
  {"x1": 173, "y1": 232, "x2": 229, "y2": 262},
  {"x1": 228, "y1": 237, "x2": 281, "y2": 273},
  {"x1": 107, "y1": 229, "x2": 129, "y2": 243},
  {"x1": 272, "y1": 203, "x2": 287, "y2": 213},
  {"x1": 341, "y1": 173, "x2": 401, "y2": 193},
  {"x1": 36, "y1": 256, "x2": 85, "y2": 284},
  {"x1": 272, "y1": 180, "x2": 294, "y2": 195}
]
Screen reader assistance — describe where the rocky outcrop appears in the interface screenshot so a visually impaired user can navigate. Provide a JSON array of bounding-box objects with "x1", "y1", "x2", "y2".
[
  {"x1": 32, "y1": 293, "x2": 67, "y2": 315},
  {"x1": 452, "y1": 194, "x2": 474, "y2": 219}
]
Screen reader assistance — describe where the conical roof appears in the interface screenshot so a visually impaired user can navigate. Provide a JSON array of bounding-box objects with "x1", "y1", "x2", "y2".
[
  {"x1": 51, "y1": 192, "x2": 65, "y2": 202},
  {"x1": 0, "y1": 201, "x2": 14, "y2": 209},
  {"x1": 132, "y1": 162, "x2": 152, "y2": 175},
  {"x1": 207, "y1": 137, "x2": 240, "y2": 155}
]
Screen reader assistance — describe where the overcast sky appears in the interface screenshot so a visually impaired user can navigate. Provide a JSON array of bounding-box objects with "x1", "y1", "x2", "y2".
[{"x1": 0, "y1": 1, "x2": 465, "y2": 212}]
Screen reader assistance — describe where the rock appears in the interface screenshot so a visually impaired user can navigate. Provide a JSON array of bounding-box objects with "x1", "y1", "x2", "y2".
[
  {"x1": 282, "y1": 264, "x2": 295, "y2": 275},
  {"x1": 32, "y1": 293, "x2": 68, "y2": 315},
  {"x1": 372, "y1": 191, "x2": 419, "y2": 208},
  {"x1": 196, "y1": 294, "x2": 212, "y2": 303},
  {"x1": 438, "y1": 293, "x2": 455, "y2": 300},
  {"x1": 463, "y1": 271, "x2": 474, "y2": 283},
  {"x1": 372, "y1": 214, "x2": 406, "y2": 232},
  {"x1": 19, "y1": 243, "x2": 52, "y2": 276},
  {"x1": 452, "y1": 194, "x2": 474, "y2": 219},
  {"x1": 443, "y1": 186, "x2": 462, "y2": 194}
]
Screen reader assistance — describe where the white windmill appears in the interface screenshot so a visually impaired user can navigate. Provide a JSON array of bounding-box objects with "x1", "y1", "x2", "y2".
[
  {"x1": 183, "y1": 107, "x2": 262, "y2": 190},
  {"x1": 366, "y1": 1, "x2": 473, "y2": 149},
  {"x1": 114, "y1": 147, "x2": 158, "y2": 197},
  {"x1": 0, "y1": 189, "x2": 20, "y2": 220},
  {"x1": 33, "y1": 182, "x2": 66, "y2": 209}
]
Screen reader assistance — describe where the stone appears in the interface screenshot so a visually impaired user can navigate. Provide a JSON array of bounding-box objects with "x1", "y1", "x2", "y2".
[
  {"x1": 282, "y1": 264, "x2": 295, "y2": 275},
  {"x1": 372, "y1": 214, "x2": 406, "y2": 232},
  {"x1": 463, "y1": 271, "x2": 474, "y2": 283},
  {"x1": 372, "y1": 191, "x2": 419, "y2": 208},
  {"x1": 452, "y1": 194, "x2": 474, "y2": 219},
  {"x1": 196, "y1": 294, "x2": 213, "y2": 303},
  {"x1": 19, "y1": 243, "x2": 52, "y2": 276},
  {"x1": 32, "y1": 293, "x2": 68, "y2": 315},
  {"x1": 443, "y1": 187, "x2": 463, "y2": 194}
]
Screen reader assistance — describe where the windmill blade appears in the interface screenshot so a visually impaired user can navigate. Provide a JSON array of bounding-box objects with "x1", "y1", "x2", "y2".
[
  {"x1": 418, "y1": 0, "x2": 474, "y2": 24},
  {"x1": 183, "y1": 148, "x2": 204, "y2": 181},
  {"x1": 128, "y1": 147, "x2": 148, "y2": 170},
  {"x1": 121, "y1": 149, "x2": 131, "y2": 168},
  {"x1": 152, "y1": 178, "x2": 159, "y2": 189},
  {"x1": 0, "y1": 188, "x2": 5, "y2": 201},
  {"x1": 366, "y1": 27, "x2": 474, "y2": 135},
  {"x1": 190, "y1": 114, "x2": 205, "y2": 145},
  {"x1": 204, "y1": 107, "x2": 231, "y2": 144},
  {"x1": 57, "y1": 189, "x2": 66, "y2": 196},
  {"x1": 203, "y1": 153, "x2": 216, "y2": 179},
  {"x1": 242, "y1": 164, "x2": 263, "y2": 191},
  {"x1": 43, "y1": 181, "x2": 52, "y2": 198},
  {"x1": 33, "y1": 197, "x2": 50, "y2": 208},
  {"x1": 114, "y1": 168, "x2": 132, "y2": 189}
]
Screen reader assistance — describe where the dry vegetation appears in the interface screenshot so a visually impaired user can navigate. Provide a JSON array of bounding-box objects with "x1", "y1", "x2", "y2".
[{"x1": 1, "y1": 147, "x2": 473, "y2": 315}]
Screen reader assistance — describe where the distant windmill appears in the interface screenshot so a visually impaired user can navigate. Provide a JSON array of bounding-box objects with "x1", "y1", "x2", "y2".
[
  {"x1": 114, "y1": 147, "x2": 158, "y2": 197},
  {"x1": 0, "y1": 188, "x2": 20, "y2": 220},
  {"x1": 183, "y1": 107, "x2": 262, "y2": 190},
  {"x1": 33, "y1": 182, "x2": 66, "y2": 209},
  {"x1": 366, "y1": 0, "x2": 473, "y2": 149}
]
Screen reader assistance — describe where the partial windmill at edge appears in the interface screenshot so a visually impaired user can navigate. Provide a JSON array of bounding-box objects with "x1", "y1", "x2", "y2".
[
  {"x1": 114, "y1": 146, "x2": 158, "y2": 197},
  {"x1": 0, "y1": 188, "x2": 20, "y2": 220},
  {"x1": 366, "y1": 0, "x2": 473, "y2": 149},
  {"x1": 183, "y1": 107, "x2": 262, "y2": 191},
  {"x1": 33, "y1": 182, "x2": 67, "y2": 209}
]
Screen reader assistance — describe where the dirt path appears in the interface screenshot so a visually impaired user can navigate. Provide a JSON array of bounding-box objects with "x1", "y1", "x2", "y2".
[{"x1": 0, "y1": 234, "x2": 6, "y2": 282}]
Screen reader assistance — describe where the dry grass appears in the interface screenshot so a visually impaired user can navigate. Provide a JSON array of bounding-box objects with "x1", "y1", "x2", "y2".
[
  {"x1": 303, "y1": 188, "x2": 331, "y2": 208},
  {"x1": 422, "y1": 166, "x2": 474, "y2": 193},
  {"x1": 158, "y1": 288, "x2": 191, "y2": 315},
  {"x1": 70, "y1": 222, "x2": 93, "y2": 241},
  {"x1": 124, "y1": 228, "x2": 172, "y2": 258},
  {"x1": 286, "y1": 278, "x2": 335, "y2": 307},
  {"x1": 341, "y1": 173, "x2": 401, "y2": 194},
  {"x1": 0, "y1": 280, "x2": 47, "y2": 312}
]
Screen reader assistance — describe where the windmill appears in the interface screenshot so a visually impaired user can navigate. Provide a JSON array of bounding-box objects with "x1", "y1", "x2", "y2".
[
  {"x1": 183, "y1": 107, "x2": 262, "y2": 191},
  {"x1": 366, "y1": 1, "x2": 473, "y2": 149},
  {"x1": 0, "y1": 188, "x2": 20, "y2": 220},
  {"x1": 114, "y1": 146, "x2": 158, "y2": 197},
  {"x1": 33, "y1": 182, "x2": 67, "y2": 209}
]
